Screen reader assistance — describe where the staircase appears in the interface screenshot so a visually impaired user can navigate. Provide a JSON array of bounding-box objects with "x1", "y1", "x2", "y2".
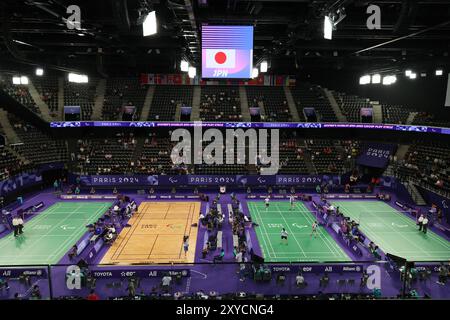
[
  {"x1": 301, "y1": 141, "x2": 317, "y2": 174},
  {"x1": 384, "y1": 164, "x2": 395, "y2": 177},
  {"x1": 402, "y1": 181, "x2": 427, "y2": 205},
  {"x1": 139, "y1": 86, "x2": 155, "y2": 121},
  {"x1": 371, "y1": 102, "x2": 383, "y2": 123},
  {"x1": 131, "y1": 137, "x2": 145, "y2": 170},
  {"x1": 191, "y1": 86, "x2": 201, "y2": 121},
  {"x1": 0, "y1": 109, "x2": 21, "y2": 144},
  {"x1": 58, "y1": 77, "x2": 65, "y2": 121},
  {"x1": 91, "y1": 79, "x2": 106, "y2": 120},
  {"x1": 258, "y1": 101, "x2": 266, "y2": 120},
  {"x1": 323, "y1": 89, "x2": 346, "y2": 122},
  {"x1": 406, "y1": 112, "x2": 418, "y2": 125},
  {"x1": 27, "y1": 80, "x2": 53, "y2": 122},
  {"x1": 394, "y1": 144, "x2": 410, "y2": 161},
  {"x1": 66, "y1": 139, "x2": 80, "y2": 173},
  {"x1": 283, "y1": 87, "x2": 300, "y2": 121},
  {"x1": 238, "y1": 86, "x2": 251, "y2": 121}
]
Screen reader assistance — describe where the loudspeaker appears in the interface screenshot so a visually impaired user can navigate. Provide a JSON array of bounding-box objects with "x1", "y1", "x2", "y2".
[
  {"x1": 386, "y1": 253, "x2": 407, "y2": 266},
  {"x1": 252, "y1": 254, "x2": 264, "y2": 263}
]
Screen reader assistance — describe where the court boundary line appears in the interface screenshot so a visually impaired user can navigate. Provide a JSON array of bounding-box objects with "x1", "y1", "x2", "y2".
[
  {"x1": 249, "y1": 201, "x2": 350, "y2": 262},
  {"x1": 102, "y1": 201, "x2": 200, "y2": 264},
  {"x1": 249, "y1": 202, "x2": 278, "y2": 259},
  {"x1": 332, "y1": 201, "x2": 450, "y2": 260},
  {"x1": 0, "y1": 202, "x2": 111, "y2": 264},
  {"x1": 294, "y1": 203, "x2": 347, "y2": 259}
]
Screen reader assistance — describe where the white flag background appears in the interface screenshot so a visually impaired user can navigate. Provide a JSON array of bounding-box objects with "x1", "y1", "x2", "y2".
[{"x1": 205, "y1": 49, "x2": 236, "y2": 68}]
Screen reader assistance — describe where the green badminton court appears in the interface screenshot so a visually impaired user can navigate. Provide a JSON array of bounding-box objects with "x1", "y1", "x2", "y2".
[
  {"x1": 331, "y1": 200, "x2": 450, "y2": 262},
  {"x1": 0, "y1": 201, "x2": 111, "y2": 265},
  {"x1": 248, "y1": 201, "x2": 350, "y2": 262}
]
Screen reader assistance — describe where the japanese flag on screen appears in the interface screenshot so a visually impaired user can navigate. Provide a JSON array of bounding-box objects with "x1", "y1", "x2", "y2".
[{"x1": 205, "y1": 49, "x2": 236, "y2": 68}]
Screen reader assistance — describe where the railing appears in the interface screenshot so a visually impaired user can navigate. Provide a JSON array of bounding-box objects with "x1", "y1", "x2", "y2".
[{"x1": 0, "y1": 260, "x2": 448, "y2": 300}]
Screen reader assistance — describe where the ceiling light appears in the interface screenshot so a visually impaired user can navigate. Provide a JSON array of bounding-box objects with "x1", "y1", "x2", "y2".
[
  {"x1": 359, "y1": 75, "x2": 370, "y2": 85},
  {"x1": 20, "y1": 76, "x2": 29, "y2": 85},
  {"x1": 260, "y1": 61, "x2": 268, "y2": 73},
  {"x1": 252, "y1": 68, "x2": 259, "y2": 78},
  {"x1": 180, "y1": 60, "x2": 189, "y2": 72},
  {"x1": 188, "y1": 67, "x2": 196, "y2": 78},
  {"x1": 324, "y1": 16, "x2": 333, "y2": 40},
  {"x1": 371, "y1": 74, "x2": 381, "y2": 84},
  {"x1": 143, "y1": 11, "x2": 157, "y2": 36}
]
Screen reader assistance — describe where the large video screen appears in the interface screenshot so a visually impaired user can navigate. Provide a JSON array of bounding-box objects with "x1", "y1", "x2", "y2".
[{"x1": 201, "y1": 25, "x2": 253, "y2": 79}]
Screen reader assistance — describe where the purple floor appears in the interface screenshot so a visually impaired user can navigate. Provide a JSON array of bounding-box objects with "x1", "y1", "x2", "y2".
[{"x1": 0, "y1": 189, "x2": 449, "y2": 300}]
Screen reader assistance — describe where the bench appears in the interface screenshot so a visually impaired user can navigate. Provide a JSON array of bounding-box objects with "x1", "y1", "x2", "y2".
[
  {"x1": 89, "y1": 234, "x2": 100, "y2": 243},
  {"x1": 202, "y1": 231, "x2": 209, "y2": 250},
  {"x1": 217, "y1": 231, "x2": 223, "y2": 249},
  {"x1": 228, "y1": 204, "x2": 233, "y2": 223},
  {"x1": 232, "y1": 235, "x2": 239, "y2": 248}
]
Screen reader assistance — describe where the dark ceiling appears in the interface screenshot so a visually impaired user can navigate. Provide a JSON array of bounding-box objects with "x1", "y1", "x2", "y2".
[{"x1": 0, "y1": 0, "x2": 449, "y2": 77}]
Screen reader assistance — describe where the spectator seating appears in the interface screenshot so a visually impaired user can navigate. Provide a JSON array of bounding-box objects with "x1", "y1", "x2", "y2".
[
  {"x1": 1, "y1": 79, "x2": 39, "y2": 114},
  {"x1": 9, "y1": 114, "x2": 68, "y2": 165},
  {"x1": 64, "y1": 78, "x2": 99, "y2": 120},
  {"x1": 277, "y1": 138, "x2": 309, "y2": 174},
  {"x1": 412, "y1": 112, "x2": 449, "y2": 128},
  {"x1": 382, "y1": 104, "x2": 411, "y2": 124},
  {"x1": 199, "y1": 86, "x2": 241, "y2": 121},
  {"x1": 397, "y1": 141, "x2": 450, "y2": 193},
  {"x1": 246, "y1": 86, "x2": 292, "y2": 122},
  {"x1": 148, "y1": 85, "x2": 193, "y2": 121},
  {"x1": 333, "y1": 92, "x2": 371, "y2": 122},
  {"x1": 135, "y1": 133, "x2": 185, "y2": 175},
  {"x1": 0, "y1": 146, "x2": 30, "y2": 180},
  {"x1": 290, "y1": 84, "x2": 336, "y2": 122},
  {"x1": 307, "y1": 139, "x2": 359, "y2": 174},
  {"x1": 103, "y1": 77, "x2": 147, "y2": 120},
  {"x1": 33, "y1": 75, "x2": 59, "y2": 114},
  {"x1": 74, "y1": 133, "x2": 137, "y2": 175}
]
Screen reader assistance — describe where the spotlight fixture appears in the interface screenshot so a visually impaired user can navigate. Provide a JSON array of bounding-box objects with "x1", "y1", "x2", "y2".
[
  {"x1": 371, "y1": 74, "x2": 381, "y2": 84},
  {"x1": 188, "y1": 67, "x2": 196, "y2": 78},
  {"x1": 382, "y1": 75, "x2": 396, "y2": 85},
  {"x1": 260, "y1": 61, "x2": 268, "y2": 73},
  {"x1": 324, "y1": 16, "x2": 333, "y2": 40},
  {"x1": 359, "y1": 75, "x2": 370, "y2": 85},
  {"x1": 68, "y1": 73, "x2": 89, "y2": 83},
  {"x1": 180, "y1": 60, "x2": 189, "y2": 72},
  {"x1": 252, "y1": 68, "x2": 259, "y2": 78},
  {"x1": 143, "y1": 11, "x2": 157, "y2": 36}
]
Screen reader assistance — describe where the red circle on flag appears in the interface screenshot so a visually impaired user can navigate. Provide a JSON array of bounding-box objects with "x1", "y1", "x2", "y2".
[{"x1": 214, "y1": 52, "x2": 227, "y2": 64}]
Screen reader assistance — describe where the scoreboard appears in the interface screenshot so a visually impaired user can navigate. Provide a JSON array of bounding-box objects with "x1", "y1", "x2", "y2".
[{"x1": 201, "y1": 25, "x2": 253, "y2": 79}]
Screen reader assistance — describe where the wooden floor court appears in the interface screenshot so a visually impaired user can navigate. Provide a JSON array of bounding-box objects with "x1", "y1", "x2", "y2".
[{"x1": 101, "y1": 201, "x2": 200, "y2": 265}]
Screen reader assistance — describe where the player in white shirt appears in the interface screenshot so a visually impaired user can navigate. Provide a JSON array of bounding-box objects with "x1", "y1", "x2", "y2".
[
  {"x1": 310, "y1": 221, "x2": 319, "y2": 238},
  {"x1": 280, "y1": 228, "x2": 288, "y2": 245},
  {"x1": 422, "y1": 216, "x2": 429, "y2": 234},
  {"x1": 265, "y1": 196, "x2": 270, "y2": 211},
  {"x1": 289, "y1": 195, "x2": 295, "y2": 210},
  {"x1": 417, "y1": 214, "x2": 424, "y2": 232}
]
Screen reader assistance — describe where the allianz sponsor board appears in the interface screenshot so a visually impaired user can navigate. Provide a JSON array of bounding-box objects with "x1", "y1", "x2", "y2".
[{"x1": 0, "y1": 268, "x2": 47, "y2": 278}]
